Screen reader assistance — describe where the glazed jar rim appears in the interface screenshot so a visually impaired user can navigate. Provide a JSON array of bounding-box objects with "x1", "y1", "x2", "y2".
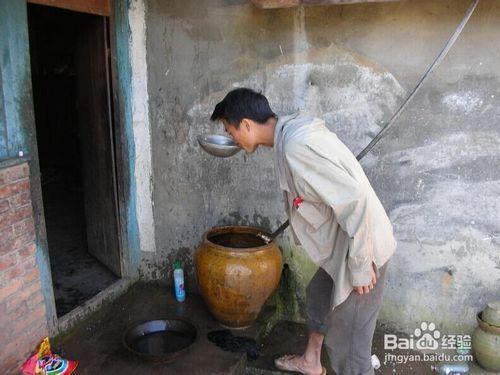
[
  {"x1": 477, "y1": 312, "x2": 500, "y2": 335},
  {"x1": 202, "y1": 225, "x2": 275, "y2": 252}
]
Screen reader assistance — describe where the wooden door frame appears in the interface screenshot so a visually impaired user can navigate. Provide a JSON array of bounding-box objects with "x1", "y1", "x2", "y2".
[
  {"x1": 107, "y1": 6, "x2": 129, "y2": 278},
  {"x1": 24, "y1": 0, "x2": 146, "y2": 334},
  {"x1": 27, "y1": 0, "x2": 111, "y2": 17},
  {"x1": 46, "y1": 0, "x2": 155, "y2": 279},
  {"x1": 106, "y1": 0, "x2": 154, "y2": 278},
  {"x1": 28, "y1": 0, "x2": 126, "y2": 276}
]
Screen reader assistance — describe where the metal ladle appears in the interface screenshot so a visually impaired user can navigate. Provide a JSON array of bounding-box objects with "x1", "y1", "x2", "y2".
[
  {"x1": 197, "y1": 134, "x2": 241, "y2": 158},
  {"x1": 198, "y1": 0, "x2": 480, "y2": 244}
]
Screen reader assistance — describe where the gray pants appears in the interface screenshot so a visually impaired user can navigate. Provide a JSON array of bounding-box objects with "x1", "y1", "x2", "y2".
[{"x1": 306, "y1": 260, "x2": 390, "y2": 375}]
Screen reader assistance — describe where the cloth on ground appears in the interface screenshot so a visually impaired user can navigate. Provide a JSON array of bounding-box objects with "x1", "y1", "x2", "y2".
[{"x1": 207, "y1": 330, "x2": 260, "y2": 360}]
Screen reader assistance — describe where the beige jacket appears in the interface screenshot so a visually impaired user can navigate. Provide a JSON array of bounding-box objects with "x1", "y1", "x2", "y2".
[{"x1": 273, "y1": 111, "x2": 397, "y2": 310}]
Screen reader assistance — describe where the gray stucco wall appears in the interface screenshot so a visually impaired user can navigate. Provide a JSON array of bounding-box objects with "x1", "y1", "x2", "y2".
[{"x1": 144, "y1": 0, "x2": 500, "y2": 335}]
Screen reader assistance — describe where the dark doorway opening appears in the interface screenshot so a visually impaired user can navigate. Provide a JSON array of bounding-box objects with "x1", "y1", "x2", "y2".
[{"x1": 28, "y1": 4, "x2": 121, "y2": 317}]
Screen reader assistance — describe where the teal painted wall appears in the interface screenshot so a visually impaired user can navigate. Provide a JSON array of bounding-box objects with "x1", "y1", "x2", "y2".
[
  {"x1": 0, "y1": 0, "x2": 35, "y2": 159},
  {"x1": 114, "y1": 0, "x2": 142, "y2": 276},
  {"x1": 0, "y1": 0, "x2": 142, "y2": 333},
  {"x1": 0, "y1": 66, "x2": 7, "y2": 155}
]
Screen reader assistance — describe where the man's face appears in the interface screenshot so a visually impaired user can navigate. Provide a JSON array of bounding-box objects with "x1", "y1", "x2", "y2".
[{"x1": 222, "y1": 119, "x2": 258, "y2": 153}]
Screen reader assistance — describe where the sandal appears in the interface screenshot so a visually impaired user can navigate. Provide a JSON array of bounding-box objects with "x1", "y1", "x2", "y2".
[{"x1": 275, "y1": 354, "x2": 327, "y2": 375}]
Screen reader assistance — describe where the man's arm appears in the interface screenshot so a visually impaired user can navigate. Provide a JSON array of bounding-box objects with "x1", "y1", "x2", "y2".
[{"x1": 284, "y1": 141, "x2": 376, "y2": 292}]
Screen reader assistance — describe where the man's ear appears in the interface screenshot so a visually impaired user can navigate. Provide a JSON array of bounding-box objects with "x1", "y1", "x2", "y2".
[{"x1": 241, "y1": 118, "x2": 251, "y2": 132}]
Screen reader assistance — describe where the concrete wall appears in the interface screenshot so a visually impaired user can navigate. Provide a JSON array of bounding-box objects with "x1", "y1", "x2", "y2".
[{"x1": 144, "y1": 0, "x2": 500, "y2": 335}]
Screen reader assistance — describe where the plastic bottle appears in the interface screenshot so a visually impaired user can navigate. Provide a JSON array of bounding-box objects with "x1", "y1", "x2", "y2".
[
  {"x1": 173, "y1": 260, "x2": 185, "y2": 302},
  {"x1": 371, "y1": 354, "x2": 381, "y2": 370},
  {"x1": 431, "y1": 362, "x2": 469, "y2": 374}
]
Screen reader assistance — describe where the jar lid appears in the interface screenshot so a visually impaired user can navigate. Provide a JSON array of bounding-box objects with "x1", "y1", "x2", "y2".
[
  {"x1": 482, "y1": 301, "x2": 500, "y2": 327},
  {"x1": 487, "y1": 301, "x2": 500, "y2": 311}
]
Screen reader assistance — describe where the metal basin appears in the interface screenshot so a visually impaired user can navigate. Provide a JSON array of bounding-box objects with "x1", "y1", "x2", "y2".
[
  {"x1": 123, "y1": 319, "x2": 197, "y2": 362},
  {"x1": 197, "y1": 134, "x2": 241, "y2": 158}
]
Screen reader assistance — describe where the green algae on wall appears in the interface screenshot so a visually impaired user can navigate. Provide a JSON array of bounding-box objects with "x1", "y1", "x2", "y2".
[{"x1": 260, "y1": 236, "x2": 318, "y2": 338}]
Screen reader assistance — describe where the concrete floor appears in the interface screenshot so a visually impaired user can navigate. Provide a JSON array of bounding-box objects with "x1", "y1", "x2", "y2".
[
  {"x1": 248, "y1": 320, "x2": 431, "y2": 374},
  {"x1": 248, "y1": 321, "x2": 496, "y2": 375},
  {"x1": 53, "y1": 283, "x2": 248, "y2": 374},
  {"x1": 52, "y1": 282, "x2": 497, "y2": 374},
  {"x1": 43, "y1": 178, "x2": 117, "y2": 316}
]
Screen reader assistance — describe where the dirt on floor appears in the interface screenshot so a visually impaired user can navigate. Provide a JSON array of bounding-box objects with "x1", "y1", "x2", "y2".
[
  {"x1": 43, "y1": 180, "x2": 117, "y2": 316},
  {"x1": 52, "y1": 282, "x2": 494, "y2": 374}
]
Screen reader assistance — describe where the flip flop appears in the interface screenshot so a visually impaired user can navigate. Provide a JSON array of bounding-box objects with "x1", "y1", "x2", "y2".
[{"x1": 274, "y1": 354, "x2": 327, "y2": 375}]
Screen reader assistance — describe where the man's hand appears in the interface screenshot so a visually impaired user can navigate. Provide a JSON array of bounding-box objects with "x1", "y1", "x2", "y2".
[{"x1": 354, "y1": 263, "x2": 377, "y2": 295}]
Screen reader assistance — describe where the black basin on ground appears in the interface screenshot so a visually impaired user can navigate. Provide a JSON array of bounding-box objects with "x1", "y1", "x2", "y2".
[{"x1": 123, "y1": 318, "x2": 197, "y2": 362}]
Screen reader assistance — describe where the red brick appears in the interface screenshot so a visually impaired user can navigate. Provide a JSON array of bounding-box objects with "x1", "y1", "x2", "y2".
[
  {"x1": 2, "y1": 339, "x2": 24, "y2": 362},
  {"x1": 8, "y1": 299, "x2": 29, "y2": 317},
  {"x1": 8, "y1": 191, "x2": 31, "y2": 208},
  {"x1": 0, "y1": 239, "x2": 14, "y2": 256},
  {"x1": 8, "y1": 362, "x2": 26, "y2": 375},
  {"x1": 0, "y1": 164, "x2": 29, "y2": 186},
  {"x1": 26, "y1": 290, "x2": 44, "y2": 310},
  {"x1": 0, "y1": 225, "x2": 14, "y2": 240},
  {"x1": 0, "y1": 206, "x2": 32, "y2": 230},
  {"x1": 18, "y1": 304, "x2": 46, "y2": 332},
  {"x1": 1, "y1": 354, "x2": 22, "y2": 375},
  {"x1": 0, "y1": 279, "x2": 23, "y2": 300},
  {"x1": 0, "y1": 253, "x2": 17, "y2": 272},
  {"x1": 23, "y1": 268, "x2": 40, "y2": 287},
  {"x1": 0, "y1": 319, "x2": 9, "y2": 340},
  {"x1": 20, "y1": 255, "x2": 36, "y2": 272},
  {"x1": 0, "y1": 227, "x2": 15, "y2": 256},
  {"x1": 0, "y1": 211, "x2": 12, "y2": 230},
  {"x1": 0, "y1": 199, "x2": 9, "y2": 213},
  {"x1": 11, "y1": 228, "x2": 35, "y2": 250},
  {"x1": 13, "y1": 218, "x2": 34, "y2": 237},
  {"x1": 0, "y1": 217, "x2": 9, "y2": 232},
  {"x1": 0, "y1": 180, "x2": 30, "y2": 198},
  {"x1": 6, "y1": 296, "x2": 39, "y2": 326},
  {"x1": 4, "y1": 263, "x2": 24, "y2": 279},
  {"x1": 14, "y1": 280, "x2": 41, "y2": 301},
  {"x1": 5, "y1": 291, "x2": 25, "y2": 310},
  {"x1": 28, "y1": 321, "x2": 48, "y2": 337},
  {"x1": 11, "y1": 313, "x2": 33, "y2": 337},
  {"x1": 11, "y1": 205, "x2": 33, "y2": 224},
  {"x1": 27, "y1": 322, "x2": 49, "y2": 345},
  {"x1": 18, "y1": 243, "x2": 36, "y2": 259}
]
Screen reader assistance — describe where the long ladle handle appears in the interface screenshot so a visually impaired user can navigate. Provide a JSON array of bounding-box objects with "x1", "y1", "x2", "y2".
[
  {"x1": 268, "y1": 0, "x2": 480, "y2": 243},
  {"x1": 264, "y1": 219, "x2": 291, "y2": 243}
]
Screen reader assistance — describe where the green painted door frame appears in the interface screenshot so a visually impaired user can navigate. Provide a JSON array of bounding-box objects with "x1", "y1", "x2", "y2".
[{"x1": 0, "y1": 0, "x2": 142, "y2": 335}]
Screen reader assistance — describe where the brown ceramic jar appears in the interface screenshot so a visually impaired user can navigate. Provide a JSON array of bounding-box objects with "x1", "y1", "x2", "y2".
[
  {"x1": 195, "y1": 226, "x2": 282, "y2": 328},
  {"x1": 472, "y1": 309, "x2": 500, "y2": 371}
]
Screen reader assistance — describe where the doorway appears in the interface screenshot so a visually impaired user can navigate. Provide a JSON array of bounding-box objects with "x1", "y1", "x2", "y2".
[{"x1": 27, "y1": 3, "x2": 121, "y2": 317}]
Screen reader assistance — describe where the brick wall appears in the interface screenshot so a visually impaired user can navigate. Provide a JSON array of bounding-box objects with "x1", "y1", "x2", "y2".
[{"x1": 0, "y1": 161, "x2": 49, "y2": 374}]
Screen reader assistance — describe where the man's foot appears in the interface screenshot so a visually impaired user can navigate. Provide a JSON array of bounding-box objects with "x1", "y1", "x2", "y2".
[{"x1": 274, "y1": 354, "x2": 326, "y2": 375}]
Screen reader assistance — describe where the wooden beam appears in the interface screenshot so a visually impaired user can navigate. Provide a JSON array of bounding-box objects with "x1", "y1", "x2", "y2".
[
  {"x1": 27, "y1": 0, "x2": 111, "y2": 17},
  {"x1": 251, "y1": 0, "x2": 300, "y2": 9},
  {"x1": 251, "y1": 0, "x2": 398, "y2": 8}
]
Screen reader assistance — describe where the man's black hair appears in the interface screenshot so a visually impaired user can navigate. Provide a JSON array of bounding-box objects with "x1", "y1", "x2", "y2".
[{"x1": 210, "y1": 88, "x2": 277, "y2": 128}]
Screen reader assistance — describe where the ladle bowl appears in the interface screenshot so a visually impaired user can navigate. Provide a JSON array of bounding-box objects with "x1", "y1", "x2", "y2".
[{"x1": 197, "y1": 134, "x2": 241, "y2": 158}]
